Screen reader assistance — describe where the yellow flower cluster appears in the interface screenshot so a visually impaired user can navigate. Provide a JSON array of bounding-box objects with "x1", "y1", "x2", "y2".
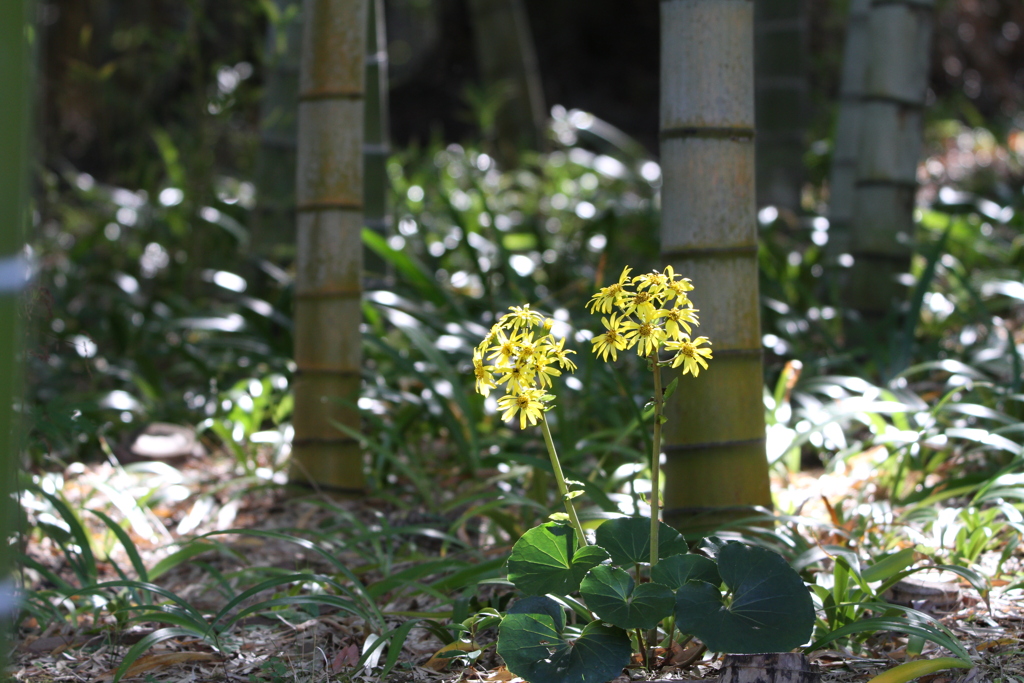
[
  {"x1": 474, "y1": 305, "x2": 578, "y2": 429},
  {"x1": 588, "y1": 266, "x2": 713, "y2": 376}
]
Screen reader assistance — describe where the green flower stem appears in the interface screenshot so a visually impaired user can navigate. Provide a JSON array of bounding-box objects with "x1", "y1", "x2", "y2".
[
  {"x1": 649, "y1": 354, "x2": 664, "y2": 567},
  {"x1": 540, "y1": 414, "x2": 588, "y2": 548},
  {"x1": 635, "y1": 627, "x2": 648, "y2": 669}
]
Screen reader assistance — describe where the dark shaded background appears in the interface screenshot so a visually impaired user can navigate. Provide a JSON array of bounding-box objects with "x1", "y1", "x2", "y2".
[{"x1": 39, "y1": 0, "x2": 1024, "y2": 189}]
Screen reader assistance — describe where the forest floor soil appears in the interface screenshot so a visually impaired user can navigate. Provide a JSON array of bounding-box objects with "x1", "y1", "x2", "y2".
[{"x1": 11, "y1": 448, "x2": 1024, "y2": 682}]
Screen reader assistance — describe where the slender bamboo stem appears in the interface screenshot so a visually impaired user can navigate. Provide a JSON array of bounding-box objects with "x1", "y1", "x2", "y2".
[
  {"x1": 649, "y1": 354, "x2": 664, "y2": 567},
  {"x1": 540, "y1": 415, "x2": 588, "y2": 548}
]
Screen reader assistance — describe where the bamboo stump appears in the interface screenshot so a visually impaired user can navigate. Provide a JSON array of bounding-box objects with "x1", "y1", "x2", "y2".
[{"x1": 718, "y1": 653, "x2": 820, "y2": 683}]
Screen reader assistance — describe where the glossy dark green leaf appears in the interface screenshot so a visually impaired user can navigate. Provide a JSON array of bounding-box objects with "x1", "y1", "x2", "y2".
[
  {"x1": 507, "y1": 523, "x2": 610, "y2": 596},
  {"x1": 594, "y1": 517, "x2": 689, "y2": 566},
  {"x1": 650, "y1": 554, "x2": 720, "y2": 591},
  {"x1": 580, "y1": 565, "x2": 673, "y2": 629},
  {"x1": 675, "y1": 542, "x2": 814, "y2": 653},
  {"x1": 498, "y1": 597, "x2": 631, "y2": 683}
]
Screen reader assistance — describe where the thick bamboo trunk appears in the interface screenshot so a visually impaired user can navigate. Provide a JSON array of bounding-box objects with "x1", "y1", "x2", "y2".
[
  {"x1": 845, "y1": 0, "x2": 933, "y2": 320},
  {"x1": 0, "y1": 0, "x2": 29, "y2": 663},
  {"x1": 466, "y1": 0, "x2": 545, "y2": 164},
  {"x1": 826, "y1": 0, "x2": 871, "y2": 262},
  {"x1": 754, "y1": 0, "x2": 806, "y2": 213},
  {"x1": 363, "y1": 0, "x2": 391, "y2": 286},
  {"x1": 659, "y1": 0, "x2": 772, "y2": 533},
  {"x1": 252, "y1": 0, "x2": 303, "y2": 265},
  {"x1": 289, "y1": 0, "x2": 367, "y2": 493}
]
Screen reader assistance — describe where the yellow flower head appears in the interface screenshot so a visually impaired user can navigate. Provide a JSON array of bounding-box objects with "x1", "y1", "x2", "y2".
[
  {"x1": 501, "y1": 304, "x2": 544, "y2": 331},
  {"x1": 622, "y1": 314, "x2": 668, "y2": 357},
  {"x1": 486, "y1": 327, "x2": 520, "y2": 365},
  {"x1": 663, "y1": 266, "x2": 694, "y2": 306},
  {"x1": 497, "y1": 388, "x2": 548, "y2": 430},
  {"x1": 633, "y1": 270, "x2": 669, "y2": 296},
  {"x1": 588, "y1": 265, "x2": 710, "y2": 369},
  {"x1": 531, "y1": 354, "x2": 563, "y2": 388},
  {"x1": 542, "y1": 335, "x2": 577, "y2": 372},
  {"x1": 620, "y1": 288, "x2": 658, "y2": 320},
  {"x1": 665, "y1": 335, "x2": 713, "y2": 376},
  {"x1": 495, "y1": 360, "x2": 537, "y2": 395},
  {"x1": 475, "y1": 303, "x2": 578, "y2": 429},
  {"x1": 587, "y1": 266, "x2": 632, "y2": 313},
  {"x1": 592, "y1": 313, "x2": 632, "y2": 362},
  {"x1": 473, "y1": 347, "x2": 497, "y2": 397},
  {"x1": 659, "y1": 306, "x2": 699, "y2": 340}
]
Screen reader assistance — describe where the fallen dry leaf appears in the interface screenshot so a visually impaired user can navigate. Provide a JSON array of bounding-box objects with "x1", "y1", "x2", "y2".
[
  {"x1": 423, "y1": 639, "x2": 472, "y2": 671},
  {"x1": 331, "y1": 642, "x2": 361, "y2": 673},
  {"x1": 483, "y1": 665, "x2": 521, "y2": 682},
  {"x1": 95, "y1": 651, "x2": 221, "y2": 681}
]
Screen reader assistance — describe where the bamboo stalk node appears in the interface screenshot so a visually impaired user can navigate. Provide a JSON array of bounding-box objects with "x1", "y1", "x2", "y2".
[
  {"x1": 663, "y1": 437, "x2": 765, "y2": 454},
  {"x1": 296, "y1": 201, "x2": 364, "y2": 212},
  {"x1": 661, "y1": 127, "x2": 756, "y2": 141},
  {"x1": 298, "y1": 89, "x2": 365, "y2": 101}
]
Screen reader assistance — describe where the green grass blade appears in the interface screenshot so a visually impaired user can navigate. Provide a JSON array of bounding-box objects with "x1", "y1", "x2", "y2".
[
  {"x1": 87, "y1": 508, "x2": 149, "y2": 583},
  {"x1": 148, "y1": 542, "x2": 218, "y2": 581},
  {"x1": 37, "y1": 491, "x2": 98, "y2": 585}
]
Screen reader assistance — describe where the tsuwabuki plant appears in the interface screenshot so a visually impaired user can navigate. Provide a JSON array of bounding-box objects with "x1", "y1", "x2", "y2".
[{"x1": 476, "y1": 267, "x2": 815, "y2": 683}]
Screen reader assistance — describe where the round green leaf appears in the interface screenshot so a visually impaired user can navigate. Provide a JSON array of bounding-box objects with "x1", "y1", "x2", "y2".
[
  {"x1": 507, "y1": 523, "x2": 610, "y2": 596},
  {"x1": 508, "y1": 595, "x2": 567, "y2": 627},
  {"x1": 594, "y1": 517, "x2": 689, "y2": 566},
  {"x1": 498, "y1": 598, "x2": 631, "y2": 683},
  {"x1": 651, "y1": 554, "x2": 720, "y2": 591},
  {"x1": 674, "y1": 542, "x2": 815, "y2": 653},
  {"x1": 580, "y1": 565, "x2": 674, "y2": 629}
]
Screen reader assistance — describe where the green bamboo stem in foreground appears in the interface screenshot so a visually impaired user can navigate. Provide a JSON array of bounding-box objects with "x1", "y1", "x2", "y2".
[
  {"x1": 649, "y1": 354, "x2": 664, "y2": 567},
  {"x1": 540, "y1": 416, "x2": 588, "y2": 548},
  {"x1": 0, "y1": 0, "x2": 29, "y2": 669}
]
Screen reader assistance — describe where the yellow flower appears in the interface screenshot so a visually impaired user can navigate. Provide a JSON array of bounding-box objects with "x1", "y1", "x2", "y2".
[
  {"x1": 531, "y1": 354, "x2": 562, "y2": 388},
  {"x1": 516, "y1": 331, "x2": 538, "y2": 362},
  {"x1": 477, "y1": 323, "x2": 500, "y2": 354},
  {"x1": 495, "y1": 361, "x2": 537, "y2": 395},
  {"x1": 497, "y1": 388, "x2": 548, "y2": 429},
  {"x1": 486, "y1": 327, "x2": 520, "y2": 364},
  {"x1": 501, "y1": 304, "x2": 544, "y2": 331},
  {"x1": 542, "y1": 335, "x2": 577, "y2": 372},
  {"x1": 473, "y1": 347, "x2": 497, "y2": 397},
  {"x1": 664, "y1": 267, "x2": 694, "y2": 306},
  {"x1": 633, "y1": 270, "x2": 669, "y2": 297},
  {"x1": 592, "y1": 313, "x2": 633, "y2": 362},
  {"x1": 475, "y1": 303, "x2": 579, "y2": 425},
  {"x1": 659, "y1": 306, "x2": 699, "y2": 339},
  {"x1": 666, "y1": 335, "x2": 712, "y2": 376},
  {"x1": 622, "y1": 314, "x2": 668, "y2": 357},
  {"x1": 620, "y1": 288, "x2": 658, "y2": 319},
  {"x1": 587, "y1": 266, "x2": 632, "y2": 313}
]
